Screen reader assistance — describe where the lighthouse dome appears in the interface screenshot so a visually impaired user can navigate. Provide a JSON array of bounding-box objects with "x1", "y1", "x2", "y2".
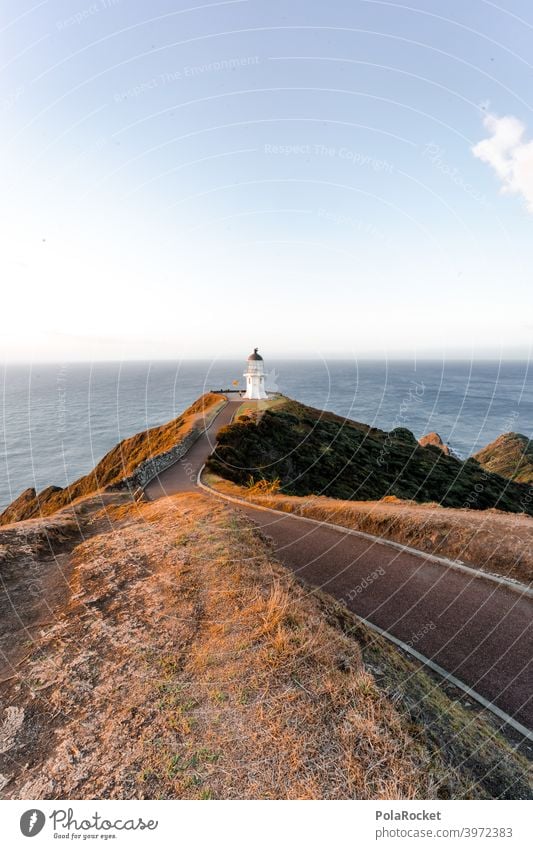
[{"x1": 247, "y1": 347, "x2": 263, "y2": 361}]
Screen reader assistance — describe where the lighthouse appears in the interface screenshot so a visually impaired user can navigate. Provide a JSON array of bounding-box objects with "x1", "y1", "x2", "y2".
[{"x1": 243, "y1": 348, "x2": 268, "y2": 399}]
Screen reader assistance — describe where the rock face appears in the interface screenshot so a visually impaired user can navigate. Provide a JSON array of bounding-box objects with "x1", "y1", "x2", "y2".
[
  {"x1": 419, "y1": 432, "x2": 456, "y2": 457},
  {"x1": 208, "y1": 398, "x2": 533, "y2": 515},
  {"x1": 473, "y1": 433, "x2": 533, "y2": 484},
  {"x1": 0, "y1": 488, "x2": 38, "y2": 525},
  {"x1": 0, "y1": 486, "x2": 64, "y2": 525},
  {"x1": 0, "y1": 393, "x2": 225, "y2": 526}
]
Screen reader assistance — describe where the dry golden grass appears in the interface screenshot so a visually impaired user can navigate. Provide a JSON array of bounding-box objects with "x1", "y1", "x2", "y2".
[
  {"x1": 1, "y1": 492, "x2": 529, "y2": 800},
  {"x1": 245, "y1": 476, "x2": 282, "y2": 496},
  {"x1": 143, "y1": 503, "x2": 430, "y2": 800},
  {"x1": 234, "y1": 395, "x2": 285, "y2": 421},
  {"x1": 2, "y1": 493, "x2": 408, "y2": 798},
  {"x1": 206, "y1": 474, "x2": 533, "y2": 586}
]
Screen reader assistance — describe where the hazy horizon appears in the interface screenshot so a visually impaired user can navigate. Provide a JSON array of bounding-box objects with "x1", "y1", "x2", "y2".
[{"x1": 3, "y1": 353, "x2": 533, "y2": 365}]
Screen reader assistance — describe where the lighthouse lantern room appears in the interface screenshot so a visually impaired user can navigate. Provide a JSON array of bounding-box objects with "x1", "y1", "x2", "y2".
[{"x1": 243, "y1": 348, "x2": 268, "y2": 400}]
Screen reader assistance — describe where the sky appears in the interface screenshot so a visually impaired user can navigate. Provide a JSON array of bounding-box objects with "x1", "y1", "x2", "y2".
[{"x1": 1, "y1": 0, "x2": 533, "y2": 361}]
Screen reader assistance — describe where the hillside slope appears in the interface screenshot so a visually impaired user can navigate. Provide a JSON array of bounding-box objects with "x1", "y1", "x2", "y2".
[
  {"x1": 208, "y1": 398, "x2": 533, "y2": 515},
  {"x1": 1, "y1": 492, "x2": 529, "y2": 799},
  {"x1": 0, "y1": 393, "x2": 224, "y2": 526},
  {"x1": 207, "y1": 473, "x2": 533, "y2": 586},
  {"x1": 474, "y1": 432, "x2": 533, "y2": 484}
]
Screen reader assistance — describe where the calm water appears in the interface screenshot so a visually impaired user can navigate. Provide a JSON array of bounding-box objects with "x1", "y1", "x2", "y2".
[{"x1": 1, "y1": 359, "x2": 532, "y2": 511}]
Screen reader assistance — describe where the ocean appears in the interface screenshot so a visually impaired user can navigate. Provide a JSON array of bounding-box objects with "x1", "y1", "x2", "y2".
[{"x1": 1, "y1": 359, "x2": 532, "y2": 512}]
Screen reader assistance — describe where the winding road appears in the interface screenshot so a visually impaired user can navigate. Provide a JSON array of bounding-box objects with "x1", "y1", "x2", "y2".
[{"x1": 144, "y1": 399, "x2": 533, "y2": 737}]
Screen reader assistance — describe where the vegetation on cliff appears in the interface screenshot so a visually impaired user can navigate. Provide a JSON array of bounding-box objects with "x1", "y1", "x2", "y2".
[
  {"x1": 207, "y1": 398, "x2": 533, "y2": 515},
  {"x1": 474, "y1": 432, "x2": 533, "y2": 484},
  {"x1": 0, "y1": 393, "x2": 224, "y2": 526}
]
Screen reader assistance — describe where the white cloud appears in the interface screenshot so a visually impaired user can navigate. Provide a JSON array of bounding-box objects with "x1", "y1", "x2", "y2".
[{"x1": 472, "y1": 112, "x2": 533, "y2": 212}]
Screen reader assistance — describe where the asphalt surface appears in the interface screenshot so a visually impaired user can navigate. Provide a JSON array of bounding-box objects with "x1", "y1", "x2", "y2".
[
  {"x1": 144, "y1": 399, "x2": 533, "y2": 732},
  {"x1": 144, "y1": 399, "x2": 242, "y2": 500}
]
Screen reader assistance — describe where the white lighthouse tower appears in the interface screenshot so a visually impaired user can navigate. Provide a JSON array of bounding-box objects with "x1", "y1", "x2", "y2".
[{"x1": 243, "y1": 348, "x2": 268, "y2": 400}]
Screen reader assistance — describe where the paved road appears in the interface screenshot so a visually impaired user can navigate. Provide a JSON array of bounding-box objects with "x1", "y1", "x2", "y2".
[
  {"x1": 144, "y1": 398, "x2": 533, "y2": 733},
  {"x1": 144, "y1": 399, "x2": 242, "y2": 500}
]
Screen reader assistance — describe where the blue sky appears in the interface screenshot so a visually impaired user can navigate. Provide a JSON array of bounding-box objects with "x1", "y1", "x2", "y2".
[{"x1": 1, "y1": 0, "x2": 533, "y2": 360}]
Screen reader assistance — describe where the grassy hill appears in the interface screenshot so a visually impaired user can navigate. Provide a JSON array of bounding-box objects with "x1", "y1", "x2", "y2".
[
  {"x1": 207, "y1": 398, "x2": 533, "y2": 515},
  {"x1": 474, "y1": 432, "x2": 533, "y2": 484}
]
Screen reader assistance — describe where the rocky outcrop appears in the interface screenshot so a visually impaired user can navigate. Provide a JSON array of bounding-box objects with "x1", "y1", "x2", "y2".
[
  {"x1": 0, "y1": 488, "x2": 38, "y2": 525},
  {"x1": 0, "y1": 486, "x2": 63, "y2": 525},
  {"x1": 419, "y1": 432, "x2": 458, "y2": 457}
]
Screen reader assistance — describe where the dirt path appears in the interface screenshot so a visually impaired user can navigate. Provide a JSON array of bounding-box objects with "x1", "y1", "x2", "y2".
[{"x1": 144, "y1": 399, "x2": 533, "y2": 734}]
